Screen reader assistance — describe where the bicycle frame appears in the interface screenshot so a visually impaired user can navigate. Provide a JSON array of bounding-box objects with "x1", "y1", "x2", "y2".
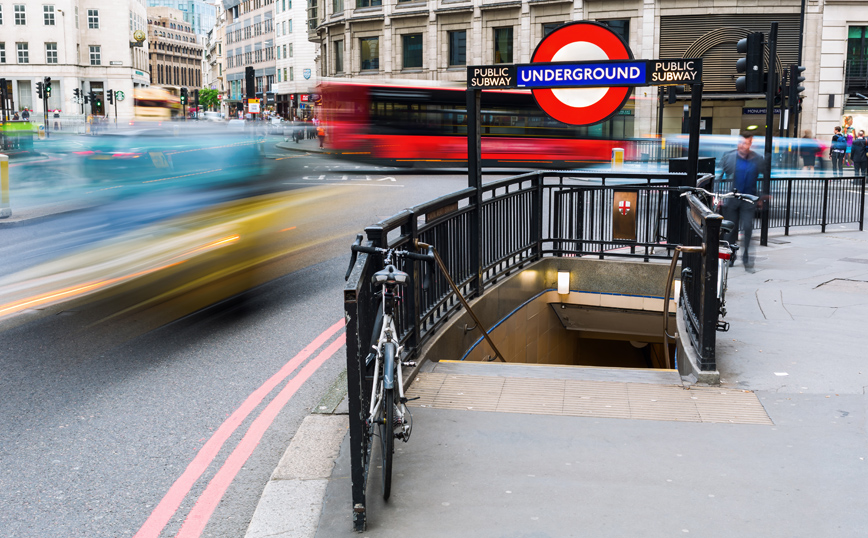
[{"x1": 366, "y1": 283, "x2": 409, "y2": 438}]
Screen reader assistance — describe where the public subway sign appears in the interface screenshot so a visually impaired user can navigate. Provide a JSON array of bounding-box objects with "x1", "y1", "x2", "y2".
[
  {"x1": 514, "y1": 59, "x2": 700, "y2": 89},
  {"x1": 466, "y1": 21, "x2": 702, "y2": 126},
  {"x1": 467, "y1": 66, "x2": 517, "y2": 89}
]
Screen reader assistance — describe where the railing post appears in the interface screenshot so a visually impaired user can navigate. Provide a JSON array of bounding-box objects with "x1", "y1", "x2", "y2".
[
  {"x1": 344, "y1": 267, "x2": 367, "y2": 532},
  {"x1": 700, "y1": 213, "x2": 722, "y2": 370},
  {"x1": 821, "y1": 177, "x2": 829, "y2": 233},
  {"x1": 532, "y1": 172, "x2": 543, "y2": 259},
  {"x1": 784, "y1": 178, "x2": 793, "y2": 236},
  {"x1": 405, "y1": 210, "x2": 421, "y2": 354},
  {"x1": 860, "y1": 176, "x2": 866, "y2": 231}
]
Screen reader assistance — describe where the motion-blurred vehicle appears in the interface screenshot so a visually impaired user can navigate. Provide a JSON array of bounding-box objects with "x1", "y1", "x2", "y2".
[
  {"x1": 666, "y1": 134, "x2": 829, "y2": 175},
  {"x1": 317, "y1": 80, "x2": 639, "y2": 168},
  {"x1": 133, "y1": 86, "x2": 181, "y2": 122},
  {"x1": 0, "y1": 123, "x2": 294, "y2": 329}
]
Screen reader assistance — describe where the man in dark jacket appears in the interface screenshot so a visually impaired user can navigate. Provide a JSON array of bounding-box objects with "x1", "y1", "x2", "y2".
[
  {"x1": 831, "y1": 126, "x2": 846, "y2": 176},
  {"x1": 851, "y1": 130, "x2": 867, "y2": 185},
  {"x1": 718, "y1": 131, "x2": 765, "y2": 271}
]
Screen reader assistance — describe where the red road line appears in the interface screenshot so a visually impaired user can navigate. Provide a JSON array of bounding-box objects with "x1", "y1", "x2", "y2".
[
  {"x1": 175, "y1": 333, "x2": 347, "y2": 538},
  {"x1": 132, "y1": 319, "x2": 345, "y2": 538}
]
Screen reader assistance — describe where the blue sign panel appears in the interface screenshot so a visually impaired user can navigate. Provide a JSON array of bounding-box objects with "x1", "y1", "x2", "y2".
[{"x1": 517, "y1": 61, "x2": 646, "y2": 89}]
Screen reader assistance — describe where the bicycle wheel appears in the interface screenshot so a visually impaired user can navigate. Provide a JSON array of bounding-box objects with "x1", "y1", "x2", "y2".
[{"x1": 380, "y1": 386, "x2": 394, "y2": 500}]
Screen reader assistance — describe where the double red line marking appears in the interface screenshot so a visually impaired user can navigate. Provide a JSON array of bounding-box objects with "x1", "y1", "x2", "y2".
[{"x1": 134, "y1": 318, "x2": 346, "y2": 538}]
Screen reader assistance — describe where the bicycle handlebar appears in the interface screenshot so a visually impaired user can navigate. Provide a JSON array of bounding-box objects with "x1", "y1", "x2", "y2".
[
  {"x1": 677, "y1": 186, "x2": 759, "y2": 204},
  {"x1": 345, "y1": 234, "x2": 435, "y2": 281}
]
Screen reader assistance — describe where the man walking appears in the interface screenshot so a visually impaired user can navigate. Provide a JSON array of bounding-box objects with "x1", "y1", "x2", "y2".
[
  {"x1": 831, "y1": 126, "x2": 846, "y2": 176},
  {"x1": 852, "y1": 130, "x2": 867, "y2": 185},
  {"x1": 718, "y1": 131, "x2": 765, "y2": 272}
]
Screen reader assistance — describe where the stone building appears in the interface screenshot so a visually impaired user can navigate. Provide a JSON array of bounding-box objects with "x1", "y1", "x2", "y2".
[
  {"x1": 274, "y1": 0, "x2": 319, "y2": 119},
  {"x1": 222, "y1": 0, "x2": 278, "y2": 118},
  {"x1": 305, "y1": 0, "x2": 825, "y2": 139},
  {"x1": 0, "y1": 0, "x2": 149, "y2": 122},
  {"x1": 147, "y1": 6, "x2": 204, "y2": 90}
]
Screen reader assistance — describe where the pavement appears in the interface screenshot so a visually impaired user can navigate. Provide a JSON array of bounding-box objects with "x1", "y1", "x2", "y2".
[{"x1": 246, "y1": 225, "x2": 868, "y2": 537}]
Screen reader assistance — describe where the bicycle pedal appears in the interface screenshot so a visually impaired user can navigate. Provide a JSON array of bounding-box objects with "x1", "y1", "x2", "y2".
[
  {"x1": 716, "y1": 321, "x2": 730, "y2": 332},
  {"x1": 401, "y1": 396, "x2": 420, "y2": 403}
]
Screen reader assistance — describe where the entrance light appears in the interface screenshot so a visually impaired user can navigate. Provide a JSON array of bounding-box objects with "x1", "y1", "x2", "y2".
[{"x1": 557, "y1": 271, "x2": 570, "y2": 295}]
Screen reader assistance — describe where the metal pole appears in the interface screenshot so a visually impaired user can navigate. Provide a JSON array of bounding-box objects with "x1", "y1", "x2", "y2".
[
  {"x1": 684, "y1": 83, "x2": 704, "y2": 244},
  {"x1": 657, "y1": 87, "x2": 664, "y2": 138},
  {"x1": 761, "y1": 22, "x2": 779, "y2": 247},
  {"x1": 467, "y1": 89, "x2": 483, "y2": 297}
]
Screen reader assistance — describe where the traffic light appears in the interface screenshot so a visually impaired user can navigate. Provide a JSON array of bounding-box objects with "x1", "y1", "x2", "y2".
[
  {"x1": 180, "y1": 87, "x2": 188, "y2": 105},
  {"x1": 89, "y1": 92, "x2": 97, "y2": 107},
  {"x1": 245, "y1": 66, "x2": 255, "y2": 99},
  {"x1": 36, "y1": 82, "x2": 44, "y2": 100},
  {"x1": 107, "y1": 89, "x2": 114, "y2": 105},
  {"x1": 73, "y1": 88, "x2": 80, "y2": 100},
  {"x1": 736, "y1": 32, "x2": 764, "y2": 93},
  {"x1": 44, "y1": 77, "x2": 51, "y2": 98},
  {"x1": 790, "y1": 65, "x2": 806, "y2": 96}
]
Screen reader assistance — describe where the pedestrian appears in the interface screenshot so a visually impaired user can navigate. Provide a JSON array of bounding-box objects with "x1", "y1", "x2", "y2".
[
  {"x1": 317, "y1": 123, "x2": 325, "y2": 148},
  {"x1": 12, "y1": 112, "x2": 19, "y2": 120},
  {"x1": 799, "y1": 130, "x2": 817, "y2": 172},
  {"x1": 718, "y1": 131, "x2": 765, "y2": 272},
  {"x1": 831, "y1": 126, "x2": 846, "y2": 176},
  {"x1": 21, "y1": 108, "x2": 30, "y2": 121},
  {"x1": 852, "y1": 130, "x2": 867, "y2": 185},
  {"x1": 846, "y1": 128, "x2": 855, "y2": 166}
]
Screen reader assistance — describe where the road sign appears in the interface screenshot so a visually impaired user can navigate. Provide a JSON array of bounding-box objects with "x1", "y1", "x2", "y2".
[
  {"x1": 248, "y1": 98, "x2": 261, "y2": 113},
  {"x1": 529, "y1": 21, "x2": 634, "y2": 126}
]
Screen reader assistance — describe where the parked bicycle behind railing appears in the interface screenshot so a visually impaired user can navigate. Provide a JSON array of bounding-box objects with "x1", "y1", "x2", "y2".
[
  {"x1": 344, "y1": 236, "x2": 434, "y2": 501},
  {"x1": 680, "y1": 180, "x2": 758, "y2": 331},
  {"x1": 715, "y1": 130, "x2": 767, "y2": 272}
]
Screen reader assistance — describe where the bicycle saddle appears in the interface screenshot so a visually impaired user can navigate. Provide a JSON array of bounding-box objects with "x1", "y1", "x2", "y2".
[
  {"x1": 373, "y1": 265, "x2": 409, "y2": 286},
  {"x1": 720, "y1": 220, "x2": 735, "y2": 235}
]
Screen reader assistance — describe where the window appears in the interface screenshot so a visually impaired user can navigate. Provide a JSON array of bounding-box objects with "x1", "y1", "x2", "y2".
[
  {"x1": 0, "y1": 43, "x2": 5, "y2": 64},
  {"x1": 283, "y1": 67, "x2": 287, "y2": 81},
  {"x1": 289, "y1": 43, "x2": 293, "y2": 57},
  {"x1": 847, "y1": 26, "x2": 868, "y2": 84},
  {"x1": 542, "y1": 23, "x2": 561, "y2": 38},
  {"x1": 360, "y1": 37, "x2": 379, "y2": 70},
  {"x1": 89, "y1": 45, "x2": 101, "y2": 65},
  {"x1": 288, "y1": 20, "x2": 292, "y2": 33},
  {"x1": 44, "y1": 5, "x2": 55, "y2": 25},
  {"x1": 45, "y1": 42, "x2": 57, "y2": 63},
  {"x1": 14, "y1": 4, "x2": 25, "y2": 25},
  {"x1": 0, "y1": 5, "x2": 3, "y2": 25},
  {"x1": 289, "y1": 66, "x2": 293, "y2": 81},
  {"x1": 356, "y1": 0, "x2": 381, "y2": 7},
  {"x1": 17, "y1": 42, "x2": 29, "y2": 63},
  {"x1": 600, "y1": 19, "x2": 629, "y2": 44},
  {"x1": 88, "y1": 9, "x2": 99, "y2": 28},
  {"x1": 283, "y1": 44, "x2": 287, "y2": 58},
  {"x1": 334, "y1": 0, "x2": 343, "y2": 12},
  {"x1": 334, "y1": 39, "x2": 343, "y2": 72},
  {"x1": 494, "y1": 27, "x2": 513, "y2": 63},
  {"x1": 448, "y1": 30, "x2": 466, "y2": 66},
  {"x1": 402, "y1": 34, "x2": 422, "y2": 69},
  {"x1": 277, "y1": 46, "x2": 281, "y2": 59}
]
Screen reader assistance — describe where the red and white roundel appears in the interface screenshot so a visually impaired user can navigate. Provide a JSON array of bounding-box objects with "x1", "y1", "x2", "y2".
[{"x1": 531, "y1": 21, "x2": 634, "y2": 126}]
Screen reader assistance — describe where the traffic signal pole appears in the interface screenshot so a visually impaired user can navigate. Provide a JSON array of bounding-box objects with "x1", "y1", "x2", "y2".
[{"x1": 761, "y1": 21, "x2": 778, "y2": 247}]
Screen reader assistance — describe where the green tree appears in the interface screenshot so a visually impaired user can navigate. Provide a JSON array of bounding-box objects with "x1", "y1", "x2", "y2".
[{"x1": 199, "y1": 88, "x2": 220, "y2": 111}]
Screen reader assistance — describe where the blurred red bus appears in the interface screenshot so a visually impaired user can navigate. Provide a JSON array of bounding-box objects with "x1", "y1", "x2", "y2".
[{"x1": 317, "y1": 81, "x2": 640, "y2": 168}]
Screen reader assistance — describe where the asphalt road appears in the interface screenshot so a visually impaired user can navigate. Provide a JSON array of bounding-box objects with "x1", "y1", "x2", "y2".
[{"x1": 0, "y1": 148, "x2": 492, "y2": 538}]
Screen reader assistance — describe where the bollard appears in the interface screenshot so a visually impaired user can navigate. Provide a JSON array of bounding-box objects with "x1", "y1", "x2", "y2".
[
  {"x1": 611, "y1": 147, "x2": 624, "y2": 170},
  {"x1": 0, "y1": 154, "x2": 10, "y2": 218}
]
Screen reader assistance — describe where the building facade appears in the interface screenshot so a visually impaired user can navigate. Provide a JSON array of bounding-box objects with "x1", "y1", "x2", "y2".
[
  {"x1": 0, "y1": 0, "x2": 150, "y2": 123},
  {"x1": 305, "y1": 0, "x2": 826, "y2": 140},
  {"x1": 147, "y1": 0, "x2": 217, "y2": 40},
  {"x1": 274, "y1": 0, "x2": 318, "y2": 118},
  {"x1": 147, "y1": 6, "x2": 204, "y2": 90},
  {"x1": 223, "y1": 0, "x2": 277, "y2": 118}
]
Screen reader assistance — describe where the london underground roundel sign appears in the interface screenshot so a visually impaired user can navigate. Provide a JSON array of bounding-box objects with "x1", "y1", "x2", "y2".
[{"x1": 531, "y1": 21, "x2": 634, "y2": 126}]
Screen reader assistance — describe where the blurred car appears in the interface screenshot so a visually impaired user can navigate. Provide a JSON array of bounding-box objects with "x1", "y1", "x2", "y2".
[
  {"x1": 202, "y1": 111, "x2": 224, "y2": 122},
  {"x1": 227, "y1": 119, "x2": 247, "y2": 131}
]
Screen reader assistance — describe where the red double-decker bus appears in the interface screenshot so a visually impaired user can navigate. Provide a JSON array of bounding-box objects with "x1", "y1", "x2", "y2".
[{"x1": 317, "y1": 80, "x2": 641, "y2": 168}]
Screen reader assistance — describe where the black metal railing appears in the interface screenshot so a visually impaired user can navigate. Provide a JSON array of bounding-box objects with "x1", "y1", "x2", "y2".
[
  {"x1": 343, "y1": 168, "x2": 866, "y2": 531},
  {"x1": 716, "y1": 175, "x2": 866, "y2": 234},
  {"x1": 845, "y1": 59, "x2": 868, "y2": 92},
  {"x1": 679, "y1": 193, "x2": 721, "y2": 370}
]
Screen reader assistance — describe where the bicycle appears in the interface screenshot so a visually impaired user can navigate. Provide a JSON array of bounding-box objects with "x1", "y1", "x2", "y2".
[
  {"x1": 679, "y1": 180, "x2": 758, "y2": 331},
  {"x1": 344, "y1": 236, "x2": 434, "y2": 500}
]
